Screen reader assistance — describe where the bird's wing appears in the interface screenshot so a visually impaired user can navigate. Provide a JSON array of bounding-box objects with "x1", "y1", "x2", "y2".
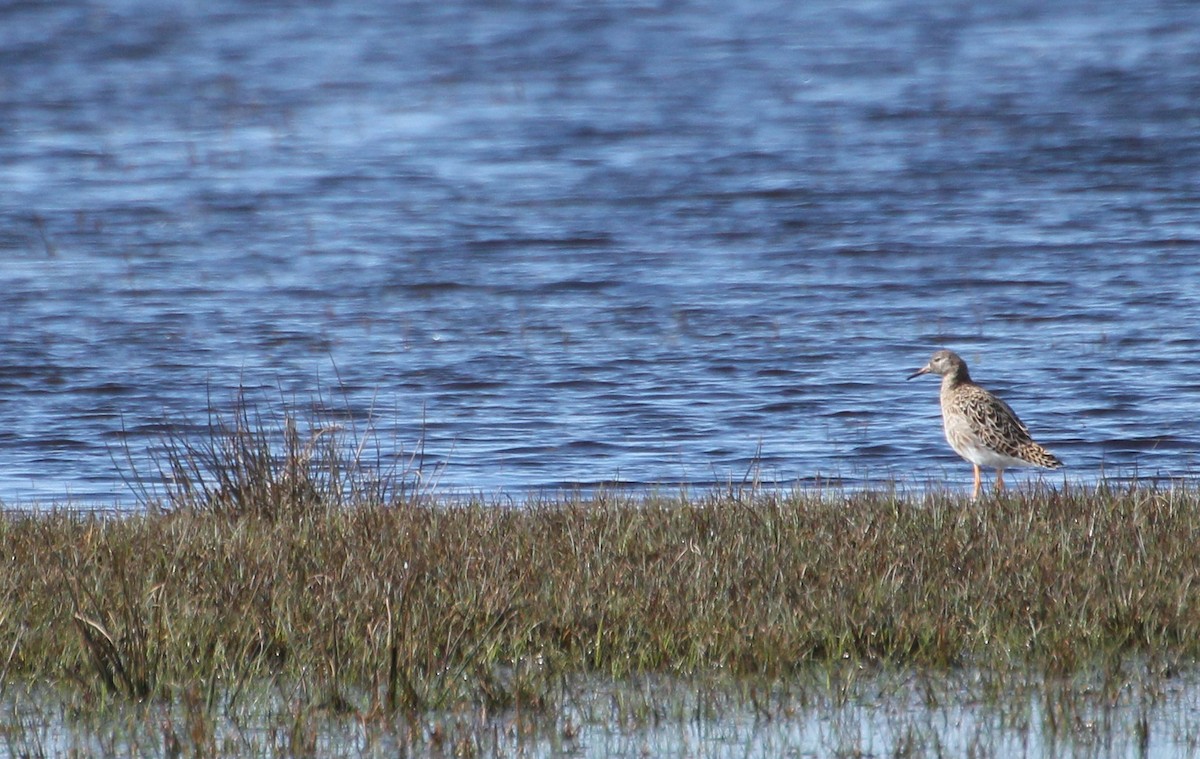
[{"x1": 955, "y1": 385, "x2": 1036, "y2": 453}]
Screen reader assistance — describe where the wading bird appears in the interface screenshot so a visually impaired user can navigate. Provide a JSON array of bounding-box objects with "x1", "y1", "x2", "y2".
[{"x1": 908, "y1": 349, "x2": 1061, "y2": 499}]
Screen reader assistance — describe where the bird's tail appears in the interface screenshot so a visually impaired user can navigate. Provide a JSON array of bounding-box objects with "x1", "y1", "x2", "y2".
[{"x1": 1018, "y1": 442, "x2": 1063, "y2": 469}]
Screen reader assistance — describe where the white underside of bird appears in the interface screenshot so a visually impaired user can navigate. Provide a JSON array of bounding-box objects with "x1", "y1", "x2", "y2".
[{"x1": 948, "y1": 437, "x2": 1036, "y2": 470}]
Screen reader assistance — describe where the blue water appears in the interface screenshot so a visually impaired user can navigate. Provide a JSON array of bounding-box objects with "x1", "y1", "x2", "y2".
[{"x1": 2, "y1": 0, "x2": 1199, "y2": 504}]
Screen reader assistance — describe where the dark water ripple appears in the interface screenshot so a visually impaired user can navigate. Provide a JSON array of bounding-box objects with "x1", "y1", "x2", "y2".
[{"x1": 1, "y1": 1, "x2": 1199, "y2": 503}]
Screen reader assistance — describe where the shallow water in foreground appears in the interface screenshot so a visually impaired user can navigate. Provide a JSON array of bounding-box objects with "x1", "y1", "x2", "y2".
[
  {"x1": 7, "y1": 668, "x2": 1195, "y2": 758},
  {"x1": 3, "y1": 1, "x2": 1200, "y2": 505}
]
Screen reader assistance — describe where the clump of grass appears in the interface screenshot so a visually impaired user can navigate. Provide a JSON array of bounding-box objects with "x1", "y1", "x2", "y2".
[
  {"x1": 124, "y1": 389, "x2": 430, "y2": 519},
  {"x1": 4, "y1": 400, "x2": 1200, "y2": 722}
]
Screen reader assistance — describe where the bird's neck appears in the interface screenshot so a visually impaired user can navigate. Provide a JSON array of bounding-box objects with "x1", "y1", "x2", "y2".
[{"x1": 940, "y1": 367, "x2": 972, "y2": 391}]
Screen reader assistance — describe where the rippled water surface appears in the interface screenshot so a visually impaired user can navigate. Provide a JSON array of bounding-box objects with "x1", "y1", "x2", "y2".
[{"x1": 2, "y1": 0, "x2": 1200, "y2": 503}]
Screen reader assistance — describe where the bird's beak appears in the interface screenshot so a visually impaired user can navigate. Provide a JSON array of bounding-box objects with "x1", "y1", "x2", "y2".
[{"x1": 906, "y1": 364, "x2": 930, "y2": 381}]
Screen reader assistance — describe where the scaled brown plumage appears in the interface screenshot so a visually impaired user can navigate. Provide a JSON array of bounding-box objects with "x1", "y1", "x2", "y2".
[{"x1": 908, "y1": 349, "x2": 1061, "y2": 498}]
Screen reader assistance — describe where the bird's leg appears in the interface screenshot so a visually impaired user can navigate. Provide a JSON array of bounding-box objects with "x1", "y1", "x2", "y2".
[
  {"x1": 996, "y1": 469, "x2": 1006, "y2": 493},
  {"x1": 972, "y1": 463, "x2": 981, "y2": 501}
]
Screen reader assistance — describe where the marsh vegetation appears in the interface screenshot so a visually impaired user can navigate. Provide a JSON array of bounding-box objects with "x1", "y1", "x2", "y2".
[{"x1": 1, "y1": 404, "x2": 1197, "y2": 755}]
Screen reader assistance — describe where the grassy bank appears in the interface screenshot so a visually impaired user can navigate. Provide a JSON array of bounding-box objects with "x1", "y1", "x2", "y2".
[
  {"x1": 2, "y1": 480, "x2": 1198, "y2": 714},
  {"x1": 0, "y1": 401, "x2": 1194, "y2": 733}
]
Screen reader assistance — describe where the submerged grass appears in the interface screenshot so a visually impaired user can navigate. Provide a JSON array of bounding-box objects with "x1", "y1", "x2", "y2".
[{"x1": 2, "y1": 402, "x2": 1200, "y2": 729}]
